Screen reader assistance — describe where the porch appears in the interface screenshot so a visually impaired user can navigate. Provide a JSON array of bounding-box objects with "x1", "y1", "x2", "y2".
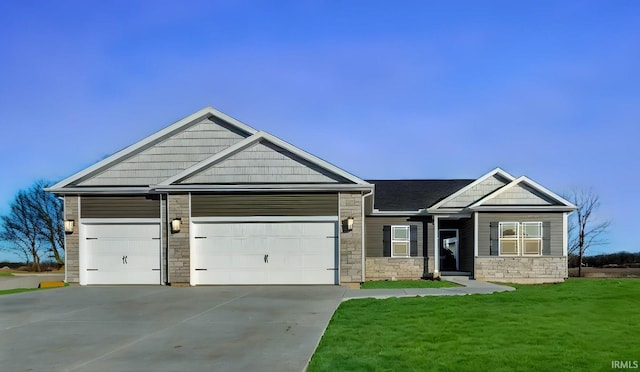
[{"x1": 433, "y1": 216, "x2": 475, "y2": 277}]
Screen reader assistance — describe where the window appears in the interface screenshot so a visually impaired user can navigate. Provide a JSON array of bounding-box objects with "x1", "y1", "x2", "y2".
[
  {"x1": 391, "y1": 226, "x2": 410, "y2": 257},
  {"x1": 499, "y1": 222, "x2": 519, "y2": 255},
  {"x1": 522, "y1": 222, "x2": 542, "y2": 255},
  {"x1": 498, "y1": 221, "x2": 543, "y2": 256}
]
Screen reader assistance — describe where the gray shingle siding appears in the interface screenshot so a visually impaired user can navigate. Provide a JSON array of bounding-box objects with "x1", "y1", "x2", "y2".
[
  {"x1": 81, "y1": 195, "x2": 161, "y2": 218},
  {"x1": 183, "y1": 141, "x2": 344, "y2": 184},
  {"x1": 483, "y1": 183, "x2": 556, "y2": 205},
  {"x1": 78, "y1": 118, "x2": 249, "y2": 186},
  {"x1": 441, "y1": 174, "x2": 509, "y2": 208},
  {"x1": 477, "y1": 212, "x2": 564, "y2": 256},
  {"x1": 191, "y1": 193, "x2": 338, "y2": 217}
]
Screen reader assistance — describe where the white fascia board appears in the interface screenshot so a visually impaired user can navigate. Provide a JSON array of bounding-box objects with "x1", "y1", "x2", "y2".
[
  {"x1": 428, "y1": 213, "x2": 472, "y2": 219},
  {"x1": 152, "y1": 184, "x2": 373, "y2": 192},
  {"x1": 426, "y1": 207, "x2": 464, "y2": 214},
  {"x1": 191, "y1": 216, "x2": 338, "y2": 223},
  {"x1": 428, "y1": 167, "x2": 515, "y2": 210},
  {"x1": 468, "y1": 205, "x2": 576, "y2": 212},
  {"x1": 468, "y1": 176, "x2": 577, "y2": 210},
  {"x1": 205, "y1": 106, "x2": 260, "y2": 135},
  {"x1": 44, "y1": 187, "x2": 153, "y2": 194},
  {"x1": 258, "y1": 132, "x2": 371, "y2": 185},
  {"x1": 158, "y1": 134, "x2": 261, "y2": 185},
  {"x1": 369, "y1": 209, "x2": 425, "y2": 216},
  {"x1": 49, "y1": 106, "x2": 258, "y2": 190}
]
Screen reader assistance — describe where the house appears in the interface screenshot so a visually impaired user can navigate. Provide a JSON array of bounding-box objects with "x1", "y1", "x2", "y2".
[{"x1": 46, "y1": 107, "x2": 576, "y2": 286}]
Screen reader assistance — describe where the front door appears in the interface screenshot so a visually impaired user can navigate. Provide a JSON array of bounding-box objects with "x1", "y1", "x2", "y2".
[{"x1": 439, "y1": 229, "x2": 459, "y2": 271}]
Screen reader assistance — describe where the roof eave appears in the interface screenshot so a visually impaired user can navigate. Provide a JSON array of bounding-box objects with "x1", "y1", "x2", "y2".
[
  {"x1": 468, "y1": 205, "x2": 577, "y2": 212},
  {"x1": 153, "y1": 184, "x2": 374, "y2": 192}
]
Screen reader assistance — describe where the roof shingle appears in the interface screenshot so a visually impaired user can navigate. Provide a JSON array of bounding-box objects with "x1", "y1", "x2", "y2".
[{"x1": 366, "y1": 179, "x2": 474, "y2": 211}]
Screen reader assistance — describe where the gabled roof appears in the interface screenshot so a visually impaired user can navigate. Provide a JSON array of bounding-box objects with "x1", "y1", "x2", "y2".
[
  {"x1": 161, "y1": 131, "x2": 368, "y2": 186},
  {"x1": 366, "y1": 179, "x2": 474, "y2": 212},
  {"x1": 468, "y1": 176, "x2": 576, "y2": 211},
  {"x1": 47, "y1": 107, "x2": 371, "y2": 193},
  {"x1": 428, "y1": 167, "x2": 515, "y2": 212}
]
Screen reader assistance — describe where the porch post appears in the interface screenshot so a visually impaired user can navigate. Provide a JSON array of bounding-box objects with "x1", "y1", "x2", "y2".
[{"x1": 434, "y1": 215, "x2": 439, "y2": 275}]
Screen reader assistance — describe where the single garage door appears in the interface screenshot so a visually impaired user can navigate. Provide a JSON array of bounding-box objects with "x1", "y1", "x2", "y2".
[
  {"x1": 83, "y1": 223, "x2": 161, "y2": 285},
  {"x1": 192, "y1": 222, "x2": 338, "y2": 285}
]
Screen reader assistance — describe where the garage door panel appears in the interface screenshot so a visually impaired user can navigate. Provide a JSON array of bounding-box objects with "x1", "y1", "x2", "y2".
[
  {"x1": 193, "y1": 222, "x2": 337, "y2": 285},
  {"x1": 83, "y1": 223, "x2": 160, "y2": 285}
]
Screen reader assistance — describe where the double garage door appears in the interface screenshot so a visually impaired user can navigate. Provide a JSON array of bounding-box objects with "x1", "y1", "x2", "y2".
[{"x1": 192, "y1": 221, "x2": 338, "y2": 285}]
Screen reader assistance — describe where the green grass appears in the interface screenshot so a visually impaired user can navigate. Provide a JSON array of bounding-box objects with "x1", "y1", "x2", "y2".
[
  {"x1": 361, "y1": 279, "x2": 459, "y2": 289},
  {"x1": 309, "y1": 279, "x2": 640, "y2": 371},
  {"x1": 0, "y1": 272, "x2": 14, "y2": 277},
  {"x1": 0, "y1": 288, "x2": 41, "y2": 295},
  {"x1": 0, "y1": 283, "x2": 69, "y2": 296}
]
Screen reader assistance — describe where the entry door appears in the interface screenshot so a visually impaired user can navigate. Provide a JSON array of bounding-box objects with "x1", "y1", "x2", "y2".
[
  {"x1": 84, "y1": 223, "x2": 161, "y2": 285},
  {"x1": 439, "y1": 229, "x2": 459, "y2": 271}
]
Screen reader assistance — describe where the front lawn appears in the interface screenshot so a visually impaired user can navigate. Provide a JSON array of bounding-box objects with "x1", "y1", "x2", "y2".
[
  {"x1": 361, "y1": 279, "x2": 459, "y2": 289},
  {"x1": 309, "y1": 279, "x2": 640, "y2": 371}
]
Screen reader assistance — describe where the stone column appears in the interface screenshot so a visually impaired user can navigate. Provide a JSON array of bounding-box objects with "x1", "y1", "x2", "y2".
[
  {"x1": 64, "y1": 196, "x2": 80, "y2": 284},
  {"x1": 168, "y1": 194, "x2": 190, "y2": 285},
  {"x1": 339, "y1": 192, "x2": 363, "y2": 285}
]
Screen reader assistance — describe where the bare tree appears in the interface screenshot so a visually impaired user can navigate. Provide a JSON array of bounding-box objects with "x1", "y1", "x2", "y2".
[
  {"x1": 0, "y1": 180, "x2": 65, "y2": 270},
  {"x1": 1, "y1": 190, "x2": 45, "y2": 271},
  {"x1": 566, "y1": 189, "x2": 610, "y2": 277},
  {"x1": 29, "y1": 180, "x2": 65, "y2": 265}
]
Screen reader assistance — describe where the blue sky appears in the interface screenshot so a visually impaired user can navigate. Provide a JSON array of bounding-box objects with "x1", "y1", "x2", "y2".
[{"x1": 1, "y1": 1, "x2": 638, "y2": 260}]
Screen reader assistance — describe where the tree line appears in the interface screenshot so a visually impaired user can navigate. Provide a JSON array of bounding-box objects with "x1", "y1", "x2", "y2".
[{"x1": 569, "y1": 252, "x2": 640, "y2": 268}]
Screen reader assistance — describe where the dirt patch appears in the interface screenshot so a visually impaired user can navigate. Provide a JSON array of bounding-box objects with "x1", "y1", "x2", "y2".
[{"x1": 569, "y1": 267, "x2": 640, "y2": 278}]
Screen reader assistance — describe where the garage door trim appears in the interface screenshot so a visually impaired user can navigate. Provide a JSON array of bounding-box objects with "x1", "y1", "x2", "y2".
[
  {"x1": 190, "y1": 219, "x2": 339, "y2": 285},
  {"x1": 79, "y1": 218, "x2": 162, "y2": 285},
  {"x1": 191, "y1": 216, "x2": 338, "y2": 223}
]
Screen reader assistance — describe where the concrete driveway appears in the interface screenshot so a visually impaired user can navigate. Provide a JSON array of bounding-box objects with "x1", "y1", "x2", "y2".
[{"x1": 0, "y1": 286, "x2": 346, "y2": 372}]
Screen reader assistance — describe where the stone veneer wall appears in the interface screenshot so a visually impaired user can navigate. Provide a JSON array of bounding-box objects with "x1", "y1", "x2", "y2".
[
  {"x1": 475, "y1": 256, "x2": 567, "y2": 284},
  {"x1": 64, "y1": 196, "x2": 79, "y2": 284},
  {"x1": 168, "y1": 194, "x2": 190, "y2": 285},
  {"x1": 340, "y1": 192, "x2": 363, "y2": 284},
  {"x1": 365, "y1": 258, "x2": 425, "y2": 280}
]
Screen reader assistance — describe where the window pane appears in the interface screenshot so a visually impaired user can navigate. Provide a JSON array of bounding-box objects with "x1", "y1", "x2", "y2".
[
  {"x1": 523, "y1": 240, "x2": 541, "y2": 255},
  {"x1": 522, "y1": 222, "x2": 542, "y2": 238},
  {"x1": 500, "y1": 222, "x2": 518, "y2": 238},
  {"x1": 500, "y1": 241, "x2": 518, "y2": 255},
  {"x1": 393, "y1": 242, "x2": 409, "y2": 256},
  {"x1": 392, "y1": 226, "x2": 409, "y2": 240}
]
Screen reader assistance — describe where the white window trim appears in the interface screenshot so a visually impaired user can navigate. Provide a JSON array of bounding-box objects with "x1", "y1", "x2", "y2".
[
  {"x1": 522, "y1": 221, "x2": 543, "y2": 256},
  {"x1": 391, "y1": 225, "x2": 410, "y2": 258},
  {"x1": 498, "y1": 221, "x2": 544, "y2": 256},
  {"x1": 499, "y1": 222, "x2": 520, "y2": 256}
]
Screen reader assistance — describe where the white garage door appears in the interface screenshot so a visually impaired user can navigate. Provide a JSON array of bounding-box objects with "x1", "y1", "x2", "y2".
[
  {"x1": 192, "y1": 222, "x2": 338, "y2": 285},
  {"x1": 83, "y1": 223, "x2": 161, "y2": 285}
]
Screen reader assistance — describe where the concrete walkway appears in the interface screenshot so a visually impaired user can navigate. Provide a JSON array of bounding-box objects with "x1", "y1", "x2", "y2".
[{"x1": 342, "y1": 276, "x2": 515, "y2": 301}]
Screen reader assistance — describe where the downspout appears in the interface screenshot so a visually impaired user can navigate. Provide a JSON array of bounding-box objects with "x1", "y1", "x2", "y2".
[{"x1": 361, "y1": 189, "x2": 374, "y2": 283}]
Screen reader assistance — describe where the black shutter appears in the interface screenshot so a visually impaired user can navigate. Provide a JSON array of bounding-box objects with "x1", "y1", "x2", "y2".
[
  {"x1": 490, "y1": 222, "x2": 498, "y2": 256},
  {"x1": 543, "y1": 221, "x2": 551, "y2": 255},
  {"x1": 410, "y1": 225, "x2": 418, "y2": 257},
  {"x1": 383, "y1": 225, "x2": 391, "y2": 257}
]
